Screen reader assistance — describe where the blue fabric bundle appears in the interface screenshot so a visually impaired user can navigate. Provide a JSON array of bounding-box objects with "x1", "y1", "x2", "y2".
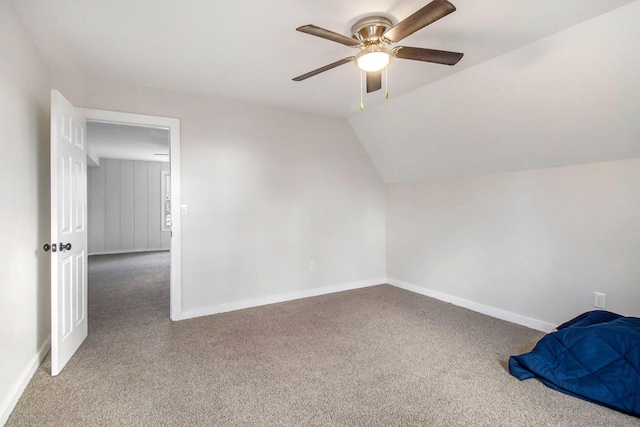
[{"x1": 509, "y1": 310, "x2": 640, "y2": 417}]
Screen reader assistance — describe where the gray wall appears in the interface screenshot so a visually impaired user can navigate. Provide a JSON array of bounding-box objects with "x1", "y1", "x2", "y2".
[
  {"x1": 63, "y1": 81, "x2": 387, "y2": 314},
  {"x1": 88, "y1": 159, "x2": 170, "y2": 254},
  {"x1": 387, "y1": 158, "x2": 640, "y2": 327},
  {"x1": 0, "y1": 1, "x2": 51, "y2": 423}
]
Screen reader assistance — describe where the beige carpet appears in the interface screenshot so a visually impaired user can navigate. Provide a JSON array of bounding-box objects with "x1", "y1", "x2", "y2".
[{"x1": 8, "y1": 252, "x2": 639, "y2": 426}]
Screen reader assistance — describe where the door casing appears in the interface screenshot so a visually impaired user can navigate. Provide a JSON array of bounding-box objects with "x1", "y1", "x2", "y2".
[{"x1": 82, "y1": 108, "x2": 183, "y2": 320}]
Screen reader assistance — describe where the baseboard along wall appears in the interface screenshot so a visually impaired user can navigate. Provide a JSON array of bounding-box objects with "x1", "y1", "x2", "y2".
[
  {"x1": 179, "y1": 278, "x2": 388, "y2": 320},
  {"x1": 0, "y1": 339, "x2": 50, "y2": 427},
  {"x1": 179, "y1": 277, "x2": 555, "y2": 333},
  {"x1": 387, "y1": 278, "x2": 556, "y2": 333},
  {"x1": 88, "y1": 248, "x2": 170, "y2": 256}
]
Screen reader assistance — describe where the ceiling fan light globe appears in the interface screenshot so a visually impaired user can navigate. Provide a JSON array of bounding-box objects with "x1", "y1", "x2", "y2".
[{"x1": 356, "y1": 49, "x2": 390, "y2": 72}]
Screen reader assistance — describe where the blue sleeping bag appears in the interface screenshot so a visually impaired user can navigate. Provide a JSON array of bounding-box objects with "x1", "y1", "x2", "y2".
[{"x1": 509, "y1": 310, "x2": 640, "y2": 417}]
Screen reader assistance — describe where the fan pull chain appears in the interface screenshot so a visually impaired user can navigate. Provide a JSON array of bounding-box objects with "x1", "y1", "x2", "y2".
[
  {"x1": 385, "y1": 67, "x2": 389, "y2": 99},
  {"x1": 360, "y1": 70, "x2": 364, "y2": 110}
]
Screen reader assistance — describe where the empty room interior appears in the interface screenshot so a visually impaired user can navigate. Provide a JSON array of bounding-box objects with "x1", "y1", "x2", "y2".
[{"x1": 2, "y1": 0, "x2": 640, "y2": 425}]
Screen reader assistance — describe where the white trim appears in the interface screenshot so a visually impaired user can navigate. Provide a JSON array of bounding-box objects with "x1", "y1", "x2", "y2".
[
  {"x1": 177, "y1": 277, "x2": 555, "y2": 332},
  {"x1": 80, "y1": 108, "x2": 182, "y2": 321},
  {"x1": 180, "y1": 278, "x2": 387, "y2": 320},
  {"x1": 88, "y1": 248, "x2": 170, "y2": 256},
  {"x1": 387, "y1": 278, "x2": 556, "y2": 333},
  {"x1": 161, "y1": 170, "x2": 171, "y2": 232},
  {"x1": 0, "y1": 339, "x2": 50, "y2": 426}
]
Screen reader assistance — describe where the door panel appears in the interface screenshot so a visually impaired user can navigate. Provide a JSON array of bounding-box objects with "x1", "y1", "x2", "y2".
[{"x1": 50, "y1": 90, "x2": 88, "y2": 376}]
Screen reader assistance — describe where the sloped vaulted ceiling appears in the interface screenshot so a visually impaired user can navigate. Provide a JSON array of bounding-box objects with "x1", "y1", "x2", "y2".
[
  {"x1": 349, "y1": 1, "x2": 640, "y2": 182},
  {"x1": 10, "y1": 0, "x2": 640, "y2": 182}
]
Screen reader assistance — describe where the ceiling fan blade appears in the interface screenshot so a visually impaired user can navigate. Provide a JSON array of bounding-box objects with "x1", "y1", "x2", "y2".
[
  {"x1": 393, "y1": 46, "x2": 463, "y2": 65},
  {"x1": 292, "y1": 57, "x2": 356, "y2": 81},
  {"x1": 383, "y1": 0, "x2": 456, "y2": 43},
  {"x1": 366, "y1": 71, "x2": 382, "y2": 93},
  {"x1": 296, "y1": 25, "x2": 361, "y2": 47}
]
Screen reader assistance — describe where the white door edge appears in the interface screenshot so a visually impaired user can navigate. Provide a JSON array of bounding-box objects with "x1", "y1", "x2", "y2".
[{"x1": 81, "y1": 108, "x2": 183, "y2": 321}]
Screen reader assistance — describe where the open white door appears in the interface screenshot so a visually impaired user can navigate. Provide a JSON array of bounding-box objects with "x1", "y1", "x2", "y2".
[{"x1": 49, "y1": 90, "x2": 88, "y2": 376}]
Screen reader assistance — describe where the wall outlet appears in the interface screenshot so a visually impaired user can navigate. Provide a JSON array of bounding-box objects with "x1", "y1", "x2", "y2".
[
  {"x1": 309, "y1": 261, "x2": 316, "y2": 272},
  {"x1": 593, "y1": 292, "x2": 606, "y2": 309}
]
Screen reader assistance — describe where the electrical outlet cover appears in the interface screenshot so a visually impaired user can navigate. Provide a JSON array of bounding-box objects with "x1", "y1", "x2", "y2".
[{"x1": 593, "y1": 292, "x2": 606, "y2": 309}]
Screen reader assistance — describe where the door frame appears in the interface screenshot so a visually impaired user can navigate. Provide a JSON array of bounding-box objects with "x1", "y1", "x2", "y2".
[{"x1": 82, "y1": 108, "x2": 182, "y2": 320}]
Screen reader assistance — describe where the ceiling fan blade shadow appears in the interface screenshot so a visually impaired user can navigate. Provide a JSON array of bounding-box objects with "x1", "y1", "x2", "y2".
[
  {"x1": 292, "y1": 57, "x2": 356, "y2": 81},
  {"x1": 296, "y1": 25, "x2": 361, "y2": 47},
  {"x1": 366, "y1": 71, "x2": 382, "y2": 93},
  {"x1": 383, "y1": 0, "x2": 456, "y2": 43},
  {"x1": 393, "y1": 46, "x2": 463, "y2": 65}
]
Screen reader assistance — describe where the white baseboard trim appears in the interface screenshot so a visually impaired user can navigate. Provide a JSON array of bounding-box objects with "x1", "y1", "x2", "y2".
[
  {"x1": 179, "y1": 278, "x2": 387, "y2": 321},
  {"x1": 88, "y1": 248, "x2": 170, "y2": 256},
  {"x1": 387, "y1": 278, "x2": 556, "y2": 333},
  {"x1": 0, "y1": 339, "x2": 50, "y2": 426},
  {"x1": 177, "y1": 276, "x2": 555, "y2": 332}
]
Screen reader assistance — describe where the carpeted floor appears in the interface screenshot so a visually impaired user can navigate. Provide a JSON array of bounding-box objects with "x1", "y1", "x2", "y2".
[{"x1": 7, "y1": 252, "x2": 639, "y2": 426}]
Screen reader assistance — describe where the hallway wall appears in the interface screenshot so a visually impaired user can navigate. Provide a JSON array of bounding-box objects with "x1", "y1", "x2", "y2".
[{"x1": 88, "y1": 159, "x2": 171, "y2": 254}]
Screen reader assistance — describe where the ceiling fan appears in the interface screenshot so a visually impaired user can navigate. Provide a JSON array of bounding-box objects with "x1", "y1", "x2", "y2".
[{"x1": 292, "y1": 0, "x2": 463, "y2": 95}]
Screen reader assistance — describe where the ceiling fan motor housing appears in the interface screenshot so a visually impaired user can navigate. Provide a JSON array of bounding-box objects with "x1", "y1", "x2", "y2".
[
  {"x1": 351, "y1": 16, "x2": 394, "y2": 72},
  {"x1": 351, "y1": 16, "x2": 393, "y2": 44}
]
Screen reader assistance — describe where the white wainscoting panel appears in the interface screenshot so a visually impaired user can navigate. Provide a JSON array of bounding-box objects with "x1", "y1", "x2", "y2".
[{"x1": 88, "y1": 159, "x2": 170, "y2": 254}]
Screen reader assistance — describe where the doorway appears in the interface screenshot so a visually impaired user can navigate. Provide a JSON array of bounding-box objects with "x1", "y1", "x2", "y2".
[{"x1": 82, "y1": 108, "x2": 182, "y2": 320}]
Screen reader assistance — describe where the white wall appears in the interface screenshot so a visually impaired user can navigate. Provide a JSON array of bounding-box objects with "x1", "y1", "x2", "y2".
[
  {"x1": 88, "y1": 159, "x2": 170, "y2": 255},
  {"x1": 387, "y1": 158, "x2": 640, "y2": 328},
  {"x1": 55, "y1": 79, "x2": 386, "y2": 314},
  {"x1": 0, "y1": 0, "x2": 51, "y2": 424}
]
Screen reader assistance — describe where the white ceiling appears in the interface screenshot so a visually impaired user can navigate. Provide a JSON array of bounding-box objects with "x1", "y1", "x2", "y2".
[
  {"x1": 9, "y1": 0, "x2": 636, "y2": 118},
  {"x1": 350, "y1": 1, "x2": 640, "y2": 182},
  {"x1": 10, "y1": 0, "x2": 640, "y2": 182},
  {"x1": 87, "y1": 122, "x2": 169, "y2": 163}
]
